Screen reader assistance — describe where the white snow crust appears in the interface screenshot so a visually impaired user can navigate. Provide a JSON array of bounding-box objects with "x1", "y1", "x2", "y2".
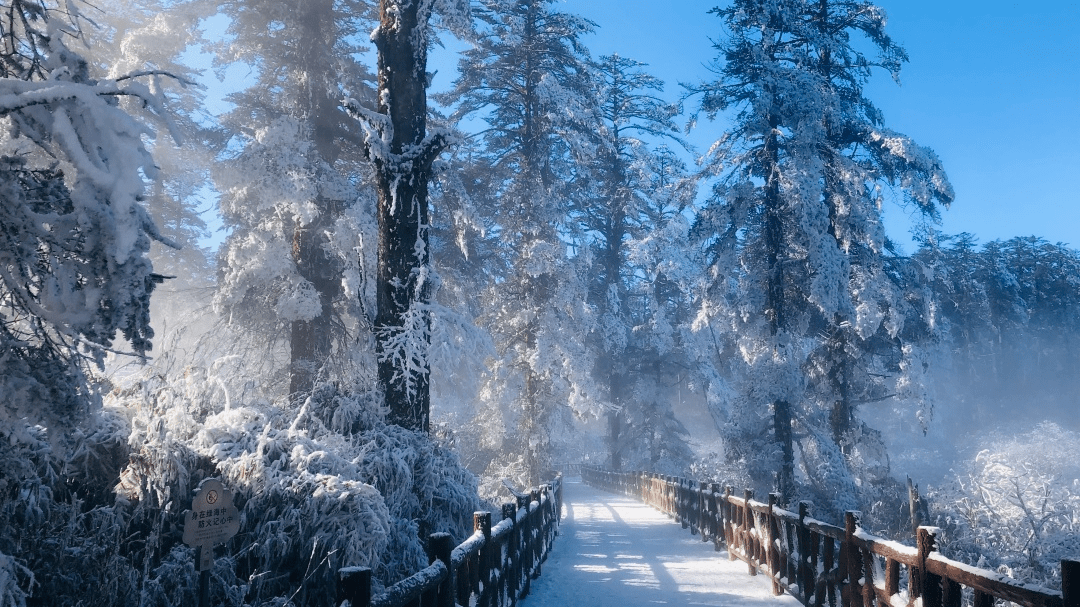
[{"x1": 523, "y1": 478, "x2": 801, "y2": 606}]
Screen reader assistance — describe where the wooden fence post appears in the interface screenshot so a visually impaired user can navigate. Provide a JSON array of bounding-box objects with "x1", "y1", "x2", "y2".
[
  {"x1": 555, "y1": 476, "x2": 563, "y2": 526},
  {"x1": 1063, "y1": 560, "x2": 1079, "y2": 607},
  {"x1": 665, "y1": 476, "x2": 674, "y2": 517},
  {"x1": 474, "y1": 511, "x2": 493, "y2": 607},
  {"x1": 916, "y1": 526, "x2": 943, "y2": 607},
  {"x1": 337, "y1": 567, "x2": 372, "y2": 607},
  {"x1": 503, "y1": 503, "x2": 519, "y2": 607},
  {"x1": 797, "y1": 502, "x2": 812, "y2": 601},
  {"x1": 710, "y1": 483, "x2": 722, "y2": 551},
  {"x1": 678, "y1": 479, "x2": 688, "y2": 529},
  {"x1": 530, "y1": 488, "x2": 542, "y2": 579},
  {"x1": 823, "y1": 531, "x2": 835, "y2": 607},
  {"x1": 844, "y1": 512, "x2": 860, "y2": 607},
  {"x1": 519, "y1": 493, "x2": 533, "y2": 600},
  {"x1": 426, "y1": 533, "x2": 454, "y2": 607},
  {"x1": 743, "y1": 489, "x2": 756, "y2": 576},
  {"x1": 767, "y1": 494, "x2": 781, "y2": 595},
  {"x1": 723, "y1": 486, "x2": 735, "y2": 558},
  {"x1": 686, "y1": 479, "x2": 693, "y2": 530}
]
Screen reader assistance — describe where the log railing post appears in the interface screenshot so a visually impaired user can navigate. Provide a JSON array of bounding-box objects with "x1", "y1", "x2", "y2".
[
  {"x1": 767, "y1": 493, "x2": 781, "y2": 595},
  {"x1": 474, "y1": 511, "x2": 493, "y2": 607},
  {"x1": 519, "y1": 492, "x2": 533, "y2": 598},
  {"x1": 337, "y1": 567, "x2": 372, "y2": 607},
  {"x1": 426, "y1": 533, "x2": 454, "y2": 607},
  {"x1": 679, "y1": 479, "x2": 689, "y2": 529},
  {"x1": 503, "y1": 503, "x2": 519, "y2": 606},
  {"x1": 743, "y1": 489, "x2": 756, "y2": 576},
  {"x1": 810, "y1": 525, "x2": 824, "y2": 606},
  {"x1": 530, "y1": 488, "x2": 542, "y2": 578},
  {"x1": 1062, "y1": 560, "x2": 1078, "y2": 607},
  {"x1": 942, "y1": 578, "x2": 962, "y2": 607},
  {"x1": 688, "y1": 479, "x2": 696, "y2": 532},
  {"x1": 723, "y1": 486, "x2": 735, "y2": 558},
  {"x1": 710, "y1": 483, "x2": 722, "y2": 551},
  {"x1": 783, "y1": 506, "x2": 795, "y2": 589},
  {"x1": 915, "y1": 526, "x2": 943, "y2": 607},
  {"x1": 885, "y1": 557, "x2": 900, "y2": 603},
  {"x1": 823, "y1": 534, "x2": 835, "y2": 607},
  {"x1": 516, "y1": 494, "x2": 530, "y2": 600},
  {"x1": 845, "y1": 511, "x2": 875, "y2": 607},
  {"x1": 555, "y1": 475, "x2": 563, "y2": 525},
  {"x1": 694, "y1": 481, "x2": 702, "y2": 537},
  {"x1": 797, "y1": 502, "x2": 812, "y2": 601}
]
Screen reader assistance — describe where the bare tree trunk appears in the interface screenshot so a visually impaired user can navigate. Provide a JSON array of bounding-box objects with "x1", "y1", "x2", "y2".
[
  {"x1": 289, "y1": 0, "x2": 343, "y2": 398},
  {"x1": 763, "y1": 108, "x2": 795, "y2": 503},
  {"x1": 608, "y1": 407, "x2": 623, "y2": 471},
  {"x1": 369, "y1": 0, "x2": 445, "y2": 431},
  {"x1": 289, "y1": 207, "x2": 340, "y2": 396}
]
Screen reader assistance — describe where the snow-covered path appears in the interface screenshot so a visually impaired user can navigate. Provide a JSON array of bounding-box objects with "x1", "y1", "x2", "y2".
[{"x1": 522, "y1": 478, "x2": 803, "y2": 606}]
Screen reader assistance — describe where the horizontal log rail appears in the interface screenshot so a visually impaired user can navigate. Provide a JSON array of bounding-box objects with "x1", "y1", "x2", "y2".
[
  {"x1": 582, "y1": 466, "x2": 1078, "y2": 607},
  {"x1": 336, "y1": 473, "x2": 563, "y2": 607}
]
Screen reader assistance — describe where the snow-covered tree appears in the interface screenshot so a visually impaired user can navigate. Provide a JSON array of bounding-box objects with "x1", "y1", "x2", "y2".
[
  {"x1": 0, "y1": 0, "x2": 178, "y2": 435},
  {"x1": 577, "y1": 54, "x2": 688, "y2": 471},
  {"x1": 345, "y1": 0, "x2": 470, "y2": 431},
  {"x1": 0, "y1": 1, "x2": 195, "y2": 604},
  {"x1": 438, "y1": 0, "x2": 601, "y2": 486},
  {"x1": 85, "y1": 0, "x2": 220, "y2": 356},
  {"x1": 928, "y1": 422, "x2": 1080, "y2": 591},
  {"x1": 212, "y1": 0, "x2": 379, "y2": 400},
  {"x1": 687, "y1": 0, "x2": 952, "y2": 508},
  {"x1": 913, "y1": 233, "x2": 1080, "y2": 426},
  {"x1": 617, "y1": 145, "x2": 701, "y2": 473}
]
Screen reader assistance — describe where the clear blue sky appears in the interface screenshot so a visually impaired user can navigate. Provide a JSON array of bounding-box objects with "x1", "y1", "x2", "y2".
[{"x1": 431, "y1": 0, "x2": 1080, "y2": 253}]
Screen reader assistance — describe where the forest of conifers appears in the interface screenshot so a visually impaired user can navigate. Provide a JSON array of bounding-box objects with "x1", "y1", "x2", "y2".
[{"x1": 0, "y1": 0, "x2": 1076, "y2": 605}]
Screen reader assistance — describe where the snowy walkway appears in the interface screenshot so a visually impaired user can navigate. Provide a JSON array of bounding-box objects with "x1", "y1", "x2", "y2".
[{"x1": 522, "y1": 478, "x2": 803, "y2": 606}]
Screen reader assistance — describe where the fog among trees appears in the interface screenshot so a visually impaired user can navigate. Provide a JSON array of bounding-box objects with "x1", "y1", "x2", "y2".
[{"x1": 0, "y1": 0, "x2": 1076, "y2": 605}]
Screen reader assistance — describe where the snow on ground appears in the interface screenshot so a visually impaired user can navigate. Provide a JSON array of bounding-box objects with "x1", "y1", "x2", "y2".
[{"x1": 523, "y1": 478, "x2": 803, "y2": 606}]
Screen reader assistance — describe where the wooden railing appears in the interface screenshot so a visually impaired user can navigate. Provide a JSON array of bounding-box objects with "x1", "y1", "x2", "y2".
[
  {"x1": 582, "y1": 466, "x2": 1079, "y2": 607},
  {"x1": 554, "y1": 463, "x2": 583, "y2": 476},
  {"x1": 335, "y1": 474, "x2": 563, "y2": 607}
]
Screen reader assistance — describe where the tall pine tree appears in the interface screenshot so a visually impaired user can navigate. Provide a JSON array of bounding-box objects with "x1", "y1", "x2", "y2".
[
  {"x1": 439, "y1": 0, "x2": 600, "y2": 484},
  {"x1": 213, "y1": 0, "x2": 379, "y2": 400},
  {"x1": 688, "y1": 0, "x2": 952, "y2": 507}
]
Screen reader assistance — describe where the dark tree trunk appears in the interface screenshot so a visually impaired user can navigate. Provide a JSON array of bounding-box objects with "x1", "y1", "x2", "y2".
[
  {"x1": 289, "y1": 1, "x2": 343, "y2": 398},
  {"x1": 608, "y1": 408, "x2": 623, "y2": 471},
  {"x1": 289, "y1": 208, "x2": 340, "y2": 396},
  {"x1": 370, "y1": 0, "x2": 444, "y2": 431},
  {"x1": 763, "y1": 109, "x2": 795, "y2": 503}
]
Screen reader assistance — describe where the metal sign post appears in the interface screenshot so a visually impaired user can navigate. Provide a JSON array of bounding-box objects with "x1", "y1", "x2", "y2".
[{"x1": 183, "y1": 478, "x2": 240, "y2": 607}]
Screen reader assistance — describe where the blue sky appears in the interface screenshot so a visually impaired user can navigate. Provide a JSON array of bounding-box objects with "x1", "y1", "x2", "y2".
[{"x1": 431, "y1": 0, "x2": 1079, "y2": 253}]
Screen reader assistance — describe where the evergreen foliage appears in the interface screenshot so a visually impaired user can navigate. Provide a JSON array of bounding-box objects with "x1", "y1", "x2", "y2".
[
  {"x1": 0, "y1": 0, "x2": 177, "y2": 436},
  {"x1": 685, "y1": 0, "x2": 952, "y2": 515},
  {"x1": 438, "y1": 0, "x2": 602, "y2": 487},
  {"x1": 0, "y1": 0, "x2": 1075, "y2": 602}
]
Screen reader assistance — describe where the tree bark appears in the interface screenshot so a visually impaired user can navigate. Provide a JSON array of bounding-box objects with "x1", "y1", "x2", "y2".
[
  {"x1": 289, "y1": 0, "x2": 343, "y2": 398},
  {"x1": 289, "y1": 207, "x2": 340, "y2": 396},
  {"x1": 763, "y1": 107, "x2": 795, "y2": 503},
  {"x1": 370, "y1": 0, "x2": 443, "y2": 431}
]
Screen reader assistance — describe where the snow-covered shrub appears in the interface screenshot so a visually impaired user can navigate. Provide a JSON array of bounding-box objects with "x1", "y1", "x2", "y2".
[
  {"x1": 927, "y1": 422, "x2": 1080, "y2": 590},
  {"x1": 108, "y1": 360, "x2": 480, "y2": 604},
  {"x1": 0, "y1": 346, "x2": 481, "y2": 607},
  {"x1": 0, "y1": 411, "x2": 145, "y2": 607},
  {"x1": 0, "y1": 0, "x2": 180, "y2": 436}
]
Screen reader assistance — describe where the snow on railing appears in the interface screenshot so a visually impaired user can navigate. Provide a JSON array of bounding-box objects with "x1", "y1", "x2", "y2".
[
  {"x1": 336, "y1": 473, "x2": 563, "y2": 607},
  {"x1": 581, "y1": 466, "x2": 1079, "y2": 607}
]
